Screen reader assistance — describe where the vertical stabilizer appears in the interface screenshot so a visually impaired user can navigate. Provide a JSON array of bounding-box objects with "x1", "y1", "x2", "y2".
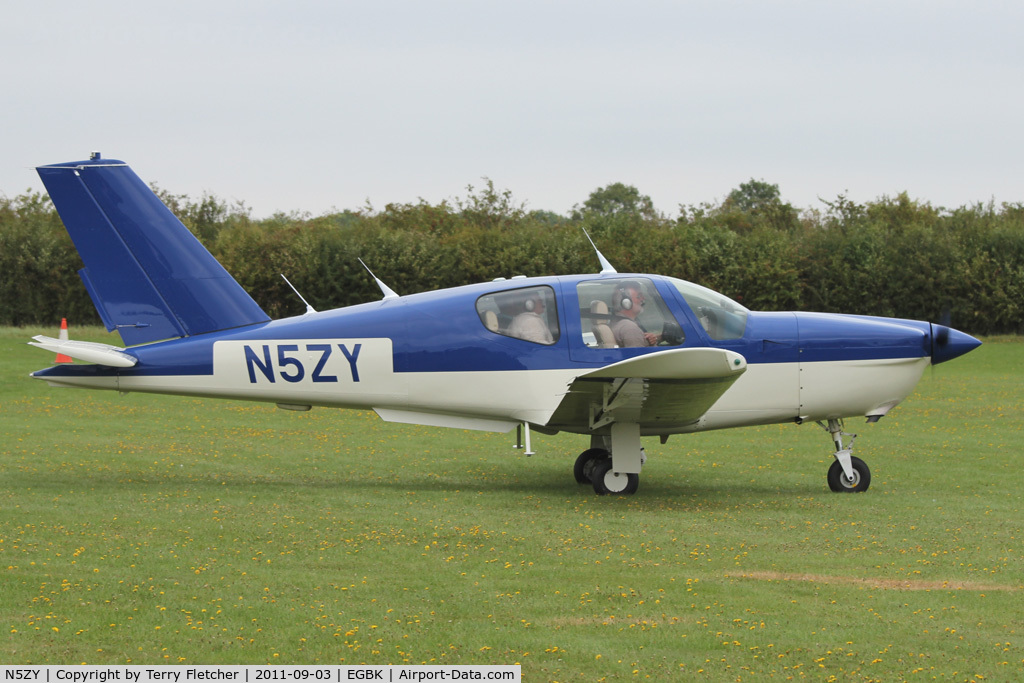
[{"x1": 37, "y1": 156, "x2": 269, "y2": 346}]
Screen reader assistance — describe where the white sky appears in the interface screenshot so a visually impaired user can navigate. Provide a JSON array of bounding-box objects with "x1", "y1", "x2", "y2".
[{"x1": 3, "y1": 1, "x2": 1021, "y2": 218}]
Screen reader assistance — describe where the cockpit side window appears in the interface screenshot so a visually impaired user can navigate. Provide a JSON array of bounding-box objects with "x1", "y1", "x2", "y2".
[
  {"x1": 576, "y1": 278, "x2": 684, "y2": 349},
  {"x1": 476, "y1": 286, "x2": 559, "y2": 345},
  {"x1": 668, "y1": 277, "x2": 749, "y2": 340}
]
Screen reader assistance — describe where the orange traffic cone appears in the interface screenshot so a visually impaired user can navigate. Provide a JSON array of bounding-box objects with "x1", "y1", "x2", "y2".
[{"x1": 55, "y1": 318, "x2": 72, "y2": 364}]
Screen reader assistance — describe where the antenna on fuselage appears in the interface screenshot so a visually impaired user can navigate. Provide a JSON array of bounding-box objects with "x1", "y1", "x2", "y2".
[
  {"x1": 582, "y1": 228, "x2": 617, "y2": 275},
  {"x1": 280, "y1": 273, "x2": 317, "y2": 314},
  {"x1": 358, "y1": 258, "x2": 400, "y2": 301}
]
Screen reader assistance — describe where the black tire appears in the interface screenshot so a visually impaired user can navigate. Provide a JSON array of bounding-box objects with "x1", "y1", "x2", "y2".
[
  {"x1": 590, "y1": 458, "x2": 639, "y2": 496},
  {"x1": 827, "y1": 456, "x2": 871, "y2": 493},
  {"x1": 573, "y1": 448, "x2": 609, "y2": 484}
]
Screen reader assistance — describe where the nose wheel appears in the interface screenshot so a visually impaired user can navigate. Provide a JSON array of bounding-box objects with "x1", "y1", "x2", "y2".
[
  {"x1": 818, "y1": 419, "x2": 871, "y2": 493},
  {"x1": 827, "y1": 455, "x2": 871, "y2": 492}
]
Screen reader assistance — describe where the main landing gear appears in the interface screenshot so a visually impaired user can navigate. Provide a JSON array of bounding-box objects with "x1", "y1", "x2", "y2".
[
  {"x1": 574, "y1": 447, "x2": 641, "y2": 495},
  {"x1": 573, "y1": 418, "x2": 873, "y2": 495},
  {"x1": 818, "y1": 418, "x2": 871, "y2": 493},
  {"x1": 573, "y1": 425, "x2": 645, "y2": 495}
]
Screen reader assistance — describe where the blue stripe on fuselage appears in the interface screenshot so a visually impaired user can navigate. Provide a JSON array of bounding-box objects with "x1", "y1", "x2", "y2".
[{"x1": 32, "y1": 275, "x2": 939, "y2": 381}]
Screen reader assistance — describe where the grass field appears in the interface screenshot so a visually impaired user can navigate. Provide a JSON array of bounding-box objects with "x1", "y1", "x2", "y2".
[{"x1": 1, "y1": 326, "x2": 1021, "y2": 680}]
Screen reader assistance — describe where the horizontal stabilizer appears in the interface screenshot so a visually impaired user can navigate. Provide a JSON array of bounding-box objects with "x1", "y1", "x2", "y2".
[
  {"x1": 37, "y1": 156, "x2": 270, "y2": 346},
  {"x1": 28, "y1": 335, "x2": 137, "y2": 368}
]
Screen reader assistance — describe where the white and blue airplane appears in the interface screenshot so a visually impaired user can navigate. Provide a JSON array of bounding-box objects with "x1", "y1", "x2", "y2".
[{"x1": 28, "y1": 154, "x2": 981, "y2": 495}]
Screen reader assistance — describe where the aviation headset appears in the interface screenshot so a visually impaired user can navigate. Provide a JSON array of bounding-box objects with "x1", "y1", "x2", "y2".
[
  {"x1": 613, "y1": 283, "x2": 643, "y2": 312},
  {"x1": 523, "y1": 290, "x2": 544, "y2": 312}
]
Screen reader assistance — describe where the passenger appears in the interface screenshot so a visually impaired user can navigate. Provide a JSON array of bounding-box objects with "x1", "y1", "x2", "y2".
[
  {"x1": 610, "y1": 282, "x2": 659, "y2": 347},
  {"x1": 507, "y1": 291, "x2": 553, "y2": 344}
]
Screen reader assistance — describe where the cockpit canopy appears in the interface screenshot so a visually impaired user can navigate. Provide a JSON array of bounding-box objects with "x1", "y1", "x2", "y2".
[
  {"x1": 666, "y1": 277, "x2": 749, "y2": 340},
  {"x1": 472, "y1": 274, "x2": 749, "y2": 349}
]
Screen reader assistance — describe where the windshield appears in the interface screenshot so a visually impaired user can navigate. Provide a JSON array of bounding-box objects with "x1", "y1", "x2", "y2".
[{"x1": 667, "y1": 277, "x2": 748, "y2": 340}]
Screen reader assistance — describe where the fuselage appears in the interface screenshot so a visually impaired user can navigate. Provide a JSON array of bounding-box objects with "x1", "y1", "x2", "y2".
[{"x1": 31, "y1": 273, "x2": 980, "y2": 436}]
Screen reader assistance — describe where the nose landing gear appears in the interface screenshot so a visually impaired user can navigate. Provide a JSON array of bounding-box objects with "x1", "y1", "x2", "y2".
[{"x1": 818, "y1": 418, "x2": 871, "y2": 492}]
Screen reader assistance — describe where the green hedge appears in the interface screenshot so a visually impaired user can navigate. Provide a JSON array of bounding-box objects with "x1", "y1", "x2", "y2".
[{"x1": 2, "y1": 185, "x2": 1021, "y2": 335}]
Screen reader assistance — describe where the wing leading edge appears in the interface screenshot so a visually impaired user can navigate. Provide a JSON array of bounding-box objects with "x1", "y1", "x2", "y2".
[{"x1": 546, "y1": 347, "x2": 747, "y2": 433}]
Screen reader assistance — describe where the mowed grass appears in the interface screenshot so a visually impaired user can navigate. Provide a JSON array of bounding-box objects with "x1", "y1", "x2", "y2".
[{"x1": 1, "y1": 326, "x2": 1021, "y2": 679}]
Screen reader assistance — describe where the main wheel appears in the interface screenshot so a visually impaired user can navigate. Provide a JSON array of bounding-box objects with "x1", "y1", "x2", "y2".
[
  {"x1": 590, "y1": 458, "x2": 639, "y2": 496},
  {"x1": 573, "y1": 448, "x2": 609, "y2": 484},
  {"x1": 827, "y1": 456, "x2": 871, "y2": 493}
]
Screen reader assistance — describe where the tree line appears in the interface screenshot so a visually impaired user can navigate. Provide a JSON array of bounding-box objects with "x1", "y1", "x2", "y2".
[{"x1": 1, "y1": 179, "x2": 1021, "y2": 336}]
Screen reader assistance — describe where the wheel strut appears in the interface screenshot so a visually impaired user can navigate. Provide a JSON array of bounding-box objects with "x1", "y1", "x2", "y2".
[
  {"x1": 817, "y1": 419, "x2": 870, "y2": 493},
  {"x1": 818, "y1": 419, "x2": 855, "y2": 478}
]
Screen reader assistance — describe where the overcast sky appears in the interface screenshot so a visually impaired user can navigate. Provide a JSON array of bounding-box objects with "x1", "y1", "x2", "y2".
[{"x1": 3, "y1": 1, "x2": 1021, "y2": 218}]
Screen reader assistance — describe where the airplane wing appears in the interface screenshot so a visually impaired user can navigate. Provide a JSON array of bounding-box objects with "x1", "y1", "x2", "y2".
[{"x1": 545, "y1": 347, "x2": 747, "y2": 432}]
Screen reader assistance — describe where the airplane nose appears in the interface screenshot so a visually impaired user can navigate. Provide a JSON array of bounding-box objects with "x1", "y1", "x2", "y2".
[{"x1": 930, "y1": 324, "x2": 982, "y2": 365}]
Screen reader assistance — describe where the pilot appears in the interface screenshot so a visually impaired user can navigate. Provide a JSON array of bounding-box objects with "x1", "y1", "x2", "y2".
[
  {"x1": 507, "y1": 291, "x2": 553, "y2": 344},
  {"x1": 610, "y1": 282, "x2": 659, "y2": 347}
]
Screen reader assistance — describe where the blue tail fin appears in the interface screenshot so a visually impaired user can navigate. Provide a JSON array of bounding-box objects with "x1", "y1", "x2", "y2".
[{"x1": 37, "y1": 155, "x2": 269, "y2": 346}]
